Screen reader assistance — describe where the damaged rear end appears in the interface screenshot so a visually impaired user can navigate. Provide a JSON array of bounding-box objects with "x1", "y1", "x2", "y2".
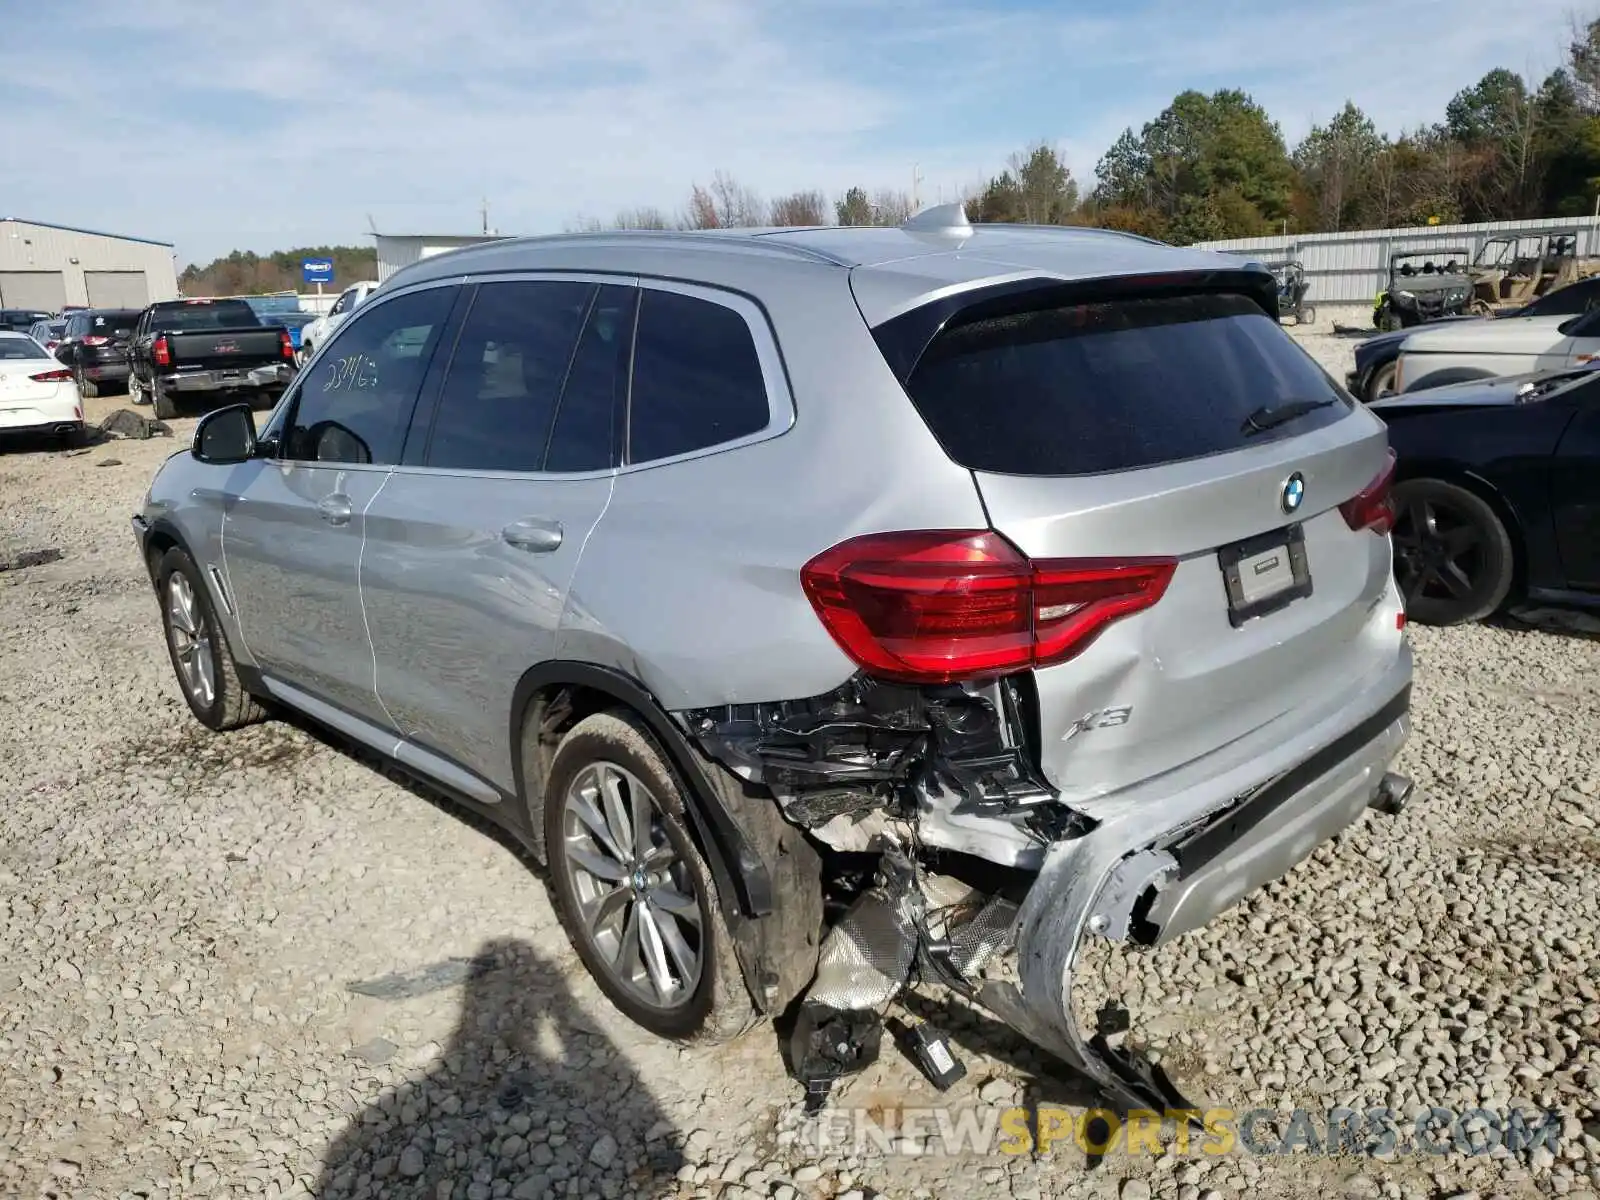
[{"x1": 682, "y1": 265, "x2": 1413, "y2": 1109}]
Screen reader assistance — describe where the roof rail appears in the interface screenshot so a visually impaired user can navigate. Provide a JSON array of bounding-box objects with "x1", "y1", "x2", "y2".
[{"x1": 419, "y1": 228, "x2": 854, "y2": 269}]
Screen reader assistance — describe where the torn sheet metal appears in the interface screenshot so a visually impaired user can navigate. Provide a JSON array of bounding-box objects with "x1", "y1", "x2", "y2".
[{"x1": 679, "y1": 675, "x2": 1087, "y2": 869}]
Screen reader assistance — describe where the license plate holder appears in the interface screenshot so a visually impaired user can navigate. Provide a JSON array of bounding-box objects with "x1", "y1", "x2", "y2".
[{"x1": 1218, "y1": 522, "x2": 1312, "y2": 627}]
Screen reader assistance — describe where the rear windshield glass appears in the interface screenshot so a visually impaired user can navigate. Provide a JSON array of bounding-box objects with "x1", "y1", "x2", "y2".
[
  {"x1": 901, "y1": 292, "x2": 1353, "y2": 476},
  {"x1": 0, "y1": 337, "x2": 49, "y2": 360},
  {"x1": 150, "y1": 301, "x2": 261, "y2": 332},
  {"x1": 89, "y1": 311, "x2": 140, "y2": 336}
]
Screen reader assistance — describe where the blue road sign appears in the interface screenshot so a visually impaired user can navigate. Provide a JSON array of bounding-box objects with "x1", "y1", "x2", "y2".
[{"x1": 302, "y1": 257, "x2": 335, "y2": 285}]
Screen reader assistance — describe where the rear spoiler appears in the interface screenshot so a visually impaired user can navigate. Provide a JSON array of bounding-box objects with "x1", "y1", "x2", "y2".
[{"x1": 868, "y1": 268, "x2": 1282, "y2": 384}]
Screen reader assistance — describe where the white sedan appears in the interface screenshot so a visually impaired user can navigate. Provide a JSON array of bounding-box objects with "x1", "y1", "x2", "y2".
[{"x1": 0, "y1": 331, "x2": 85, "y2": 445}]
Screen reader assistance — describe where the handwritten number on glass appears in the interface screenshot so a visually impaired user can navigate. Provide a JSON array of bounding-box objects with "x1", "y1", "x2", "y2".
[{"x1": 323, "y1": 353, "x2": 378, "y2": 392}]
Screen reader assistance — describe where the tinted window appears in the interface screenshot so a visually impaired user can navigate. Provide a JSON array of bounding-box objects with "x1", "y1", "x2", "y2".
[
  {"x1": 1521, "y1": 280, "x2": 1600, "y2": 318},
  {"x1": 627, "y1": 289, "x2": 769, "y2": 464},
  {"x1": 546, "y1": 284, "x2": 635, "y2": 473},
  {"x1": 900, "y1": 292, "x2": 1352, "y2": 476},
  {"x1": 284, "y1": 287, "x2": 454, "y2": 465},
  {"x1": 88, "y1": 310, "x2": 139, "y2": 338},
  {"x1": 425, "y1": 280, "x2": 594, "y2": 472},
  {"x1": 66, "y1": 315, "x2": 88, "y2": 337},
  {"x1": 147, "y1": 300, "x2": 261, "y2": 331}
]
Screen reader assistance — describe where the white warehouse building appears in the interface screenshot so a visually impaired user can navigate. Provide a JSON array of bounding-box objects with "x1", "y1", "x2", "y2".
[
  {"x1": 0, "y1": 217, "x2": 179, "y2": 312},
  {"x1": 374, "y1": 233, "x2": 505, "y2": 283}
]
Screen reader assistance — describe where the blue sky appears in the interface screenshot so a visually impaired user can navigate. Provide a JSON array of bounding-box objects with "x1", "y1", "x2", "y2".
[{"x1": 0, "y1": 0, "x2": 1582, "y2": 265}]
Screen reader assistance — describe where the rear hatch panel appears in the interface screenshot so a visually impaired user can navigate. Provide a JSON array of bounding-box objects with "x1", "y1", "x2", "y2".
[{"x1": 883, "y1": 277, "x2": 1399, "y2": 807}]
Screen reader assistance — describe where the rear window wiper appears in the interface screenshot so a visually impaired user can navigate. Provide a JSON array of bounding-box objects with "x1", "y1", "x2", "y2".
[{"x1": 1240, "y1": 396, "x2": 1339, "y2": 436}]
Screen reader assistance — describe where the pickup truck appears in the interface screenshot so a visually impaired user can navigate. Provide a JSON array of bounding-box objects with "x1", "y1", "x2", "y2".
[
  {"x1": 1393, "y1": 311, "x2": 1600, "y2": 395},
  {"x1": 297, "y1": 280, "x2": 379, "y2": 365},
  {"x1": 127, "y1": 298, "x2": 295, "y2": 419}
]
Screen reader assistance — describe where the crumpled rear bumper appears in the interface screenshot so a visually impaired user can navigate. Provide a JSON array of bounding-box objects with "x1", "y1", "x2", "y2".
[{"x1": 981, "y1": 644, "x2": 1412, "y2": 1110}]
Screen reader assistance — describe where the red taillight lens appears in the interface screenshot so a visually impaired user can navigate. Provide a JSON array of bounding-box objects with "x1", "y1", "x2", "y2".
[
  {"x1": 81, "y1": 335, "x2": 109, "y2": 346},
  {"x1": 29, "y1": 368, "x2": 72, "y2": 382},
  {"x1": 1340, "y1": 448, "x2": 1398, "y2": 535},
  {"x1": 800, "y1": 530, "x2": 1176, "y2": 684},
  {"x1": 152, "y1": 335, "x2": 171, "y2": 367},
  {"x1": 279, "y1": 329, "x2": 294, "y2": 361}
]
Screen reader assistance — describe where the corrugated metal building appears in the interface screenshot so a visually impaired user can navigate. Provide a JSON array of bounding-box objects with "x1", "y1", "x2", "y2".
[
  {"x1": 0, "y1": 217, "x2": 179, "y2": 311},
  {"x1": 1195, "y1": 215, "x2": 1600, "y2": 305},
  {"x1": 374, "y1": 234, "x2": 505, "y2": 283}
]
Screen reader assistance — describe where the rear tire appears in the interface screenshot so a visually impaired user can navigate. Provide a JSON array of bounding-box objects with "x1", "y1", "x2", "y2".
[
  {"x1": 152, "y1": 380, "x2": 178, "y2": 421},
  {"x1": 76, "y1": 369, "x2": 98, "y2": 400},
  {"x1": 541, "y1": 709, "x2": 756, "y2": 1046},
  {"x1": 1392, "y1": 479, "x2": 1515, "y2": 626},
  {"x1": 155, "y1": 546, "x2": 266, "y2": 730},
  {"x1": 127, "y1": 373, "x2": 147, "y2": 406},
  {"x1": 1298, "y1": 305, "x2": 1316, "y2": 326}
]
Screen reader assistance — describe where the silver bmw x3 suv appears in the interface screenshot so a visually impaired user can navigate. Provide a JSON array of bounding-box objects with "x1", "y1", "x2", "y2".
[{"x1": 134, "y1": 205, "x2": 1412, "y2": 1107}]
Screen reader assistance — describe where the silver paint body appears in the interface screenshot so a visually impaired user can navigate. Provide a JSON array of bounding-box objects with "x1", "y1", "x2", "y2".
[{"x1": 139, "y1": 222, "x2": 1412, "y2": 1073}]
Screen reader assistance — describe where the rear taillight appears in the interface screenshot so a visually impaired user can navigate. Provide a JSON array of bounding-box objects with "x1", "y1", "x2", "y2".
[
  {"x1": 800, "y1": 529, "x2": 1176, "y2": 684},
  {"x1": 81, "y1": 335, "x2": 109, "y2": 346},
  {"x1": 1340, "y1": 448, "x2": 1398, "y2": 535},
  {"x1": 29, "y1": 368, "x2": 72, "y2": 382},
  {"x1": 152, "y1": 335, "x2": 171, "y2": 367},
  {"x1": 279, "y1": 329, "x2": 294, "y2": 361}
]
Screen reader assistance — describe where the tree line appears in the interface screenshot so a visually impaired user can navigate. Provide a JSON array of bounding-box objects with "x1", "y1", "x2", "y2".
[
  {"x1": 577, "y1": 17, "x2": 1600, "y2": 244},
  {"x1": 179, "y1": 246, "x2": 377, "y2": 297}
]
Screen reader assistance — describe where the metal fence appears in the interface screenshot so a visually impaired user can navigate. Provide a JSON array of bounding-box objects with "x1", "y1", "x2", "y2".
[{"x1": 1194, "y1": 215, "x2": 1600, "y2": 305}]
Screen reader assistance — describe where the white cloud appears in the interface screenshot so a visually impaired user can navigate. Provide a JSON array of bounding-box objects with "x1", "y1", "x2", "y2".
[{"x1": 0, "y1": 0, "x2": 1584, "y2": 263}]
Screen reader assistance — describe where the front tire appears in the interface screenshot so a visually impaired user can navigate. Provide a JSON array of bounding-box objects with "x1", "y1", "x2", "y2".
[
  {"x1": 1366, "y1": 362, "x2": 1398, "y2": 403},
  {"x1": 1297, "y1": 305, "x2": 1316, "y2": 326},
  {"x1": 542, "y1": 710, "x2": 755, "y2": 1045},
  {"x1": 1392, "y1": 479, "x2": 1515, "y2": 625},
  {"x1": 127, "y1": 373, "x2": 147, "y2": 406},
  {"x1": 156, "y1": 547, "x2": 265, "y2": 730}
]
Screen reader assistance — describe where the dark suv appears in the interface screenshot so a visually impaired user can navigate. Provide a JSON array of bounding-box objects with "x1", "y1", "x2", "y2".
[
  {"x1": 53, "y1": 308, "x2": 142, "y2": 397},
  {"x1": 0, "y1": 308, "x2": 51, "y2": 333}
]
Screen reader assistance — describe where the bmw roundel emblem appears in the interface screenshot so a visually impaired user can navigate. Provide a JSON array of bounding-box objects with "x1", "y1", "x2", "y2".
[{"x1": 1281, "y1": 472, "x2": 1306, "y2": 514}]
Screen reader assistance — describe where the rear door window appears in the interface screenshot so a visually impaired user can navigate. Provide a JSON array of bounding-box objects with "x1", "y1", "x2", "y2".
[
  {"x1": 626, "y1": 288, "x2": 769, "y2": 464},
  {"x1": 900, "y1": 291, "x2": 1353, "y2": 476},
  {"x1": 423, "y1": 280, "x2": 595, "y2": 472}
]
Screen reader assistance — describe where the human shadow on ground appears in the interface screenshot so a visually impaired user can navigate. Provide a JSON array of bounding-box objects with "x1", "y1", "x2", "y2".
[{"x1": 314, "y1": 937, "x2": 685, "y2": 1200}]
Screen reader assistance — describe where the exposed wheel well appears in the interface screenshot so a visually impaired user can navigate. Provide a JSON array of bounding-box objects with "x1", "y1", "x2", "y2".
[
  {"x1": 507, "y1": 662, "x2": 775, "y2": 919},
  {"x1": 1394, "y1": 464, "x2": 1527, "y2": 598}
]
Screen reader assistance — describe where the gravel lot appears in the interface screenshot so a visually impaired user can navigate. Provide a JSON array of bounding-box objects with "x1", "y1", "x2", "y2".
[{"x1": 2, "y1": 326, "x2": 1598, "y2": 1200}]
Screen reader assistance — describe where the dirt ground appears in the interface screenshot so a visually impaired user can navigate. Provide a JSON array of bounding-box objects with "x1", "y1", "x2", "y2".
[{"x1": 1, "y1": 341, "x2": 1597, "y2": 1200}]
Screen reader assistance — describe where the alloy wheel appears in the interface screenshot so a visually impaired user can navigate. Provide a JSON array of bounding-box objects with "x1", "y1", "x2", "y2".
[
  {"x1": 558, "y1": 762, "x2": 704, "y2": 1011},
  {"x1": 166, "y1": 572, "x2": 216, "y2": 709},
  {"x1": 1393, "y1": 493, "x2": 1484, "y2": 608}
]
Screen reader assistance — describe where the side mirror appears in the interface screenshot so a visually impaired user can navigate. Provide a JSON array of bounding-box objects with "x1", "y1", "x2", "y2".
[{"x1": 192, "y1": 404, "x2": 258, "y2": 464}]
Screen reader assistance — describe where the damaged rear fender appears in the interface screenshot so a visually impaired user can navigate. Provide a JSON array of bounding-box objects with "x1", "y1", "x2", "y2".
[{"x1": 510, "y1": 661, "x2": 824, "y2": 1015}]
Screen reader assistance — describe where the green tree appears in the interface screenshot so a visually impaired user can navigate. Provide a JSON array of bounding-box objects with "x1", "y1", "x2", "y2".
[
  {"x1": 834, "y1": 187, "x2": 875, "y2": 226},
  {"x1": 1293, "y1": 101, "x2": 1385, "y2": 231},
  {"x1": 1091, "y1": 89, "x2": 1293, "y2": 240}
]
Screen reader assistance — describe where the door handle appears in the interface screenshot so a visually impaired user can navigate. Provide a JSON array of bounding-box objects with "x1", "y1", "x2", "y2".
[
  {"x1": 501, "y1": 517, "x2": 563, "y2": 553},
  {"x1": 317, "y1": 494, "x2": 353, "y2": 526}
]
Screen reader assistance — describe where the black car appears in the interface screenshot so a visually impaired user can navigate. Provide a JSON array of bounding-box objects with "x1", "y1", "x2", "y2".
[
  {"x1": 1371, "y1": 365, "x2": 1600, "y2": 625},
  {"x1": 1347, "y1": 275, "x2": 1600, "y2": 403},
  {"x1": 52, "y1": 308, "x2": 142, "y2": 398},
  {"x1": 0, "y1": 308, "x2": 51, "y2": 333}
]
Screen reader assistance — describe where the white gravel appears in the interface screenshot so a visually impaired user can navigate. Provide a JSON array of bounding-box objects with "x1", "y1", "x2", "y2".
[{"x1": 1, "y1": 353, "x2": 1597, "y2": 1200}]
